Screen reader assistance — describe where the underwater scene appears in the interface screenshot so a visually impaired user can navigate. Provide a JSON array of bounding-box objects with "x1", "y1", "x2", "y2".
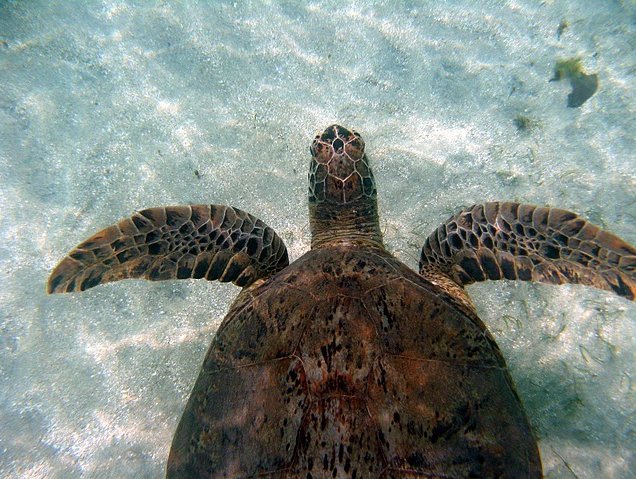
[{"x1": 1, "y1": 1, "x2": 635, "y2": 478}]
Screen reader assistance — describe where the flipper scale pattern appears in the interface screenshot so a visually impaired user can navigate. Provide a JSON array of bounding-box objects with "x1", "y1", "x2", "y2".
[
  {"x1": 47, "y1": 205, "x2": 289, "y2": 293},
  {"x1": 420, "y1": 202, "x2": 636, "y2": 300}
]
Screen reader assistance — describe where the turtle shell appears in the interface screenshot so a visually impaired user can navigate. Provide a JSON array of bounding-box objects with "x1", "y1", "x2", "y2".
[{"x1": 167, "y1": 246, "x2": 541, "y2": 478}]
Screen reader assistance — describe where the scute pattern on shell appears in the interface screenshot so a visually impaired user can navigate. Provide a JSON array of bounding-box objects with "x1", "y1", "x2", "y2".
[{"x1": 166, "y1": 246, "x2": 541, "y2": 478}]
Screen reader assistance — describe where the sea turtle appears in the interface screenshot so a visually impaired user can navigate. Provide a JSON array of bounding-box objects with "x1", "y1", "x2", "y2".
[{"x1": 48, "y1": 125, "x2": 636, "y2": 478}]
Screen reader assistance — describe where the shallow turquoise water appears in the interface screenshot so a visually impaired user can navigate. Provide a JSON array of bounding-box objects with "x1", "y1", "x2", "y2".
[{"x1": 1, "y1": 1, "x2": 635, "y2": 478}]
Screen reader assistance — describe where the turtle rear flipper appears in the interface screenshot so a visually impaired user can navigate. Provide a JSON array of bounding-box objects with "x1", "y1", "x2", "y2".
[
  {"x1": 419, "y1": 202, "x2": 636, "y2": 300},
  {"x1": 47, "y1": 205, "x2": 289, "y2": 294}
]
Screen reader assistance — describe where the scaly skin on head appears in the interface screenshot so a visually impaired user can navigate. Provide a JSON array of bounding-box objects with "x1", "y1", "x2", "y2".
[{"x1": 308, "y1": 125, "x2": 384, "y2": 249}]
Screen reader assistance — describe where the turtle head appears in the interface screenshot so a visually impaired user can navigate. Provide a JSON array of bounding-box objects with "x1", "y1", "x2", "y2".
[
  {"x1": 309, "y1": 125, "x2": 375, "y2": 204},
  {"x1": 308, "y1": 125, "x2": 382, "y2": 249}
]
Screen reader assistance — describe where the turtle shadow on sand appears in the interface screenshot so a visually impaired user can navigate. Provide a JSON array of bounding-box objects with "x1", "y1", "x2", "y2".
[{"x1": 47, "y1": 125, "x2": 635, "y2": 478}]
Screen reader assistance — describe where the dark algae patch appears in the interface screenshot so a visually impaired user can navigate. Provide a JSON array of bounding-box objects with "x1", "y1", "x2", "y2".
[
  {"x1": 513, "y1": 114, "x2": 539, "y2": 132},
  {"x1": 550, "y1": 57, "x2": 598, "y2": 108},
  {"x1": 513, "y1": 115, "x2": 531, "y2": 131}
]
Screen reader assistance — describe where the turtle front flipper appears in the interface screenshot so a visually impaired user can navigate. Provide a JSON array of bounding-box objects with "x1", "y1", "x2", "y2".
[
  {"x1": 419, "y1": 202, "x2": 636, "y2": 300},
  {"x1": 47, "y1": 205, "x2": 289, "y2": 293}
]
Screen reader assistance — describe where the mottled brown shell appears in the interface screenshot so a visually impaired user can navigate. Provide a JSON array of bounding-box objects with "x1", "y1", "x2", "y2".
[{"x1": 167, "y1": 246, "x2": 541, "y2": 478}]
